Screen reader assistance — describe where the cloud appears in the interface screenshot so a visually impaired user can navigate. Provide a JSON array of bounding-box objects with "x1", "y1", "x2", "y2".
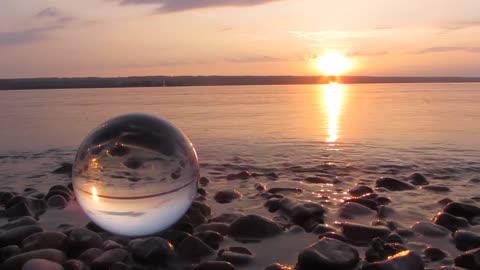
[
  {"x1": 415, "y1": 46, "x2": 480, "y2": 54},
  {"x1": 0, "y1": 8, "x2": 74, "y2": 46},
  {"x1": 113, "y1": 0, "x2": 284, "y2": 13},
  {"x1": 441, "y1": 20, "x2": 480, "y2": 31},
  {"x1": 225, "y1": 55, "x2": 285, "y2": 63},
  {"x1": 350, "y1": 50, "x2": 389, "y2": 57}
]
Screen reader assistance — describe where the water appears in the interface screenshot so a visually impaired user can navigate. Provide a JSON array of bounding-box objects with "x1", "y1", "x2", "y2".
[{"x1": 72, "y1": 114, "x2": 199, "y2": 236}]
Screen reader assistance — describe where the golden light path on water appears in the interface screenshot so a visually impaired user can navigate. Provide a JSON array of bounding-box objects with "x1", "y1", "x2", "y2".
[{"x1": 322, "y1": 83, "x2": 344, "y2": 143}]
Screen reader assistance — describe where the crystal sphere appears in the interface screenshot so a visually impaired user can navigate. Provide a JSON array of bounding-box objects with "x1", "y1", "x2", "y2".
[{"x1": 72, "y1": 114, "x2": 199, "y2": 236}]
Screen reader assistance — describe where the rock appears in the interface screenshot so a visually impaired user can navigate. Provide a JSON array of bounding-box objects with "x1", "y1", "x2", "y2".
[
  {"x1": 267, "y1": 188, "x2": 302, "y2": 195},
  {"x1": 312, "y1": 224, "x2": 336, "y2": 234},
  {"x1": 67, "y1": 228, "x2": 103, "y2": 257},
  {"x1": 3, "y1": 249, "x2": 66, "y2": 270},
  {"x1": 421, "y1": 185, "x2": 451, "y2": 192},
  {"x1": 91, "y1": 249, "x2": 129, "y2": 270},
  {"x1": 1, "y1": 217, "x2": 38, "y2": 230},
  {"x1": 193, "y1": 261, "x2": 235, "y2": 270},
  {"x1": 341, "y1": 223, "x2": 391, "y2": 246},
  {"x1": 197, "y1": 188, "x2": 207, "y2": 196},
  {"x1": 157, "y1": 230, "x2": 190, "y2": 247},
  {"x1": 349, "y1": 186, "x2": 374, "y2": 197},
  {"x1": 444, "y1": 202, "x2": 480, "y2": 223},
  {"x1": 375, "y1": 178, "x2": 415, "y2": 191},
  {"x1": 279, "y1": 198, "x2": 325, "y2": 228},
  {"x1": 77, "y1": 248, "x2": 102, "y2": 264},
  {"x1": 254, "y1": 183, "x2": 266, "y2": 191},
  {"x1": 0, "y1": 192, "x2": 15, "y2": 205},
  {"x1": 319, "y1": 232, "x2": 349, "y2": 243},
  {"x1": 194, "y1": 231, "x2": 224, "y2": 250},
  {"x1": 199, "y1": 177, "x2": 210, "y2": 186},
  {"x1": 22, "y1": 259, "x2": 63, "y2": 270},
  {"x1": 6, "y1": 199, "x2": 47, "y2": 219},
  {"x1": 85, "y1": 222, "x2": 104, "y2": 233},
  {"x1": 196, "y1": 223, "x2": 230, "y2": 236},
  {"x1": 438, "y1": 198, "x2": 454, "y2": 206},
  {"x1": 453, "y1": 230, "x2": 480, "y2": 251},
  {"x1": 408, "y1": 173, "x2": 429, "y2": 186},
  {"x1": 297, "y1": 237, "x2": 359, "y2": 270},
  {"x1": 265, "y1": 198, "x2": 282, "y2": 212},
  {"x1": 228, "y1": 215, "x2": 283, "y2": 239},
  {"x1": 264, "y1": 263, "x2": 293, "y2": 270},
  {"x1": 386, "y1": 234, "x2": 404, "y2": 244},
  {"x1": 0, "y1": 226, "x2": 44, "y2": 248},
  {"x1": 433, "y1": 212, "x2": 470, "y2": 232},
  {"x1": 47, "y1": 196, "x2": 67, "y2": 209},
  {"x1": 48, "y1": 185, "x2": 71, "y2": 196},
  {"x1": 103, "y1": 240, "x2": 123, "y2": 250},
  {"x1": 396, "y1": 229, "x2": 416, "y2": 238},
  {"x1": 226, "y1": 171, "x2": 252, "y2": 181},
  {"x1": 378, "y1": 206, "x2": 395, "y2": 218},
  {"x1": 52, "y1": 163, "x2": 72, "y2": 176},
  {"x1": 129, "y1": 237, "x2": 175, "y2": 264},
  {"x1": 0, "y1": 245, "x2": 21, "y2": 263},
  {"x1": 177, "y1": 235, "x2": 214, "y2": 261},
  {"x1": 338, "y1": 202, "x2": 377, "y2": 219},
  {"x1": 365, "y1": 238, "x2": 407, "y2": 262},
  {"x1": 45, "y1": 189, "x2": 71, "y2": 201},
  {"x1": 304, "y1": 177, "x2": 332, "y2": 184},
  {"x1": 423, "y1": 247, "x2": 447, "y2": 261},
  {"x1": 22, "y1": 232, "x2": 67, "y2": 252},
  {"x1": 63, "y1": 259, "x2": 87, "y2": 270},
  {"x1": 214, "y1": 190, "x2": 242, "y2": 204},
  {"x1": 454, "y1": 248, "x2": 480, "y2": 270},
  {"x1": 362, "y1": 250, "x2": 423, "y2": 270},
  {"x1": 217, "y1": 246, "x2": 253, "y2": 265},
  {"x1": 344, "y1": 198, "x2": 378, "y2": 211},
  {"x1": 110, "y1": 262, "x2": 131, "y2": 270},
  {"x1": 411, "y1": 222, "x2": 450, "y2": 237},
  {"x1": 376, "y1": 197, "x2": 392, "y2": 205},
  {"x1": 210, "y1": 213, "x2": 244, "y2": 223}
]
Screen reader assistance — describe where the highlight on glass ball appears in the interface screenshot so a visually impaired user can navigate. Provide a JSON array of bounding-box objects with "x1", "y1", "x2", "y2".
[{"x1": 72, "y1": 114, "x2": 199, "y2": 236}]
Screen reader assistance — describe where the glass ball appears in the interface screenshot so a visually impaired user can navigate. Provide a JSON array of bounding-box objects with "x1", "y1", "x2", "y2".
[{"x1": 72, "y1": 114, "x2": 199, "y2": 236}]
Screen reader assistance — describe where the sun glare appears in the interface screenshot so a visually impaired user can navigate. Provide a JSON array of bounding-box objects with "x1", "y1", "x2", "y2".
[{"x1": 316, "y1": 53, "x2": 352, "y2": 76}]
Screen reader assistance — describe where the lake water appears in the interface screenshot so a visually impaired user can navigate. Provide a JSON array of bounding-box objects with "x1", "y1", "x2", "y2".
[{"x1": 1, "y1": 83, "x2": 480, "y2": 268}]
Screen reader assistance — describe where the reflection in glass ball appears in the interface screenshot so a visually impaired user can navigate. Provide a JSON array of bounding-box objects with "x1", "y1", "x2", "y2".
[{"x1": 72, "y1": 114, "x2": 199, "y2": 236}]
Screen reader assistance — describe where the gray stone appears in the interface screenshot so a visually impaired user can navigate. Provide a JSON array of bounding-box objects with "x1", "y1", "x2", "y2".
[
  {"x1": 129, "y1": 237, "x2": 175, "y2": 264},
  {"x1": 423, "y1": 247, "x2": 447, "y2": 261},
  {"x1": 47, "y1": 196, "x2": 67, "y2": 209},
  {"x1": 375, "y1": 178, "x2": 415, "y2": 191},
  {"x1": 228, "y1": 215, "x2": 283, "y2": 239},
  {"x1": 0, "y1": 226, "x2": 44, "y2": 248},
  {"x1": 342, "y1": 223, "x2": 390, "y2": 246},
  {"x1": 22, "y1": 258, "x2": 63, "y2": 270},
  {"x1": 67, "y1": 228, "x2": 103, "y2": 257},
  {"x1": 433, "y1": 212, "x2": 470, "y2": 232},
  {"x1": 454, "y1": 248, "x2": 480, "y2": 270},
  {"x1": 63, "y1": 259, "x2": 87, "y2": 270},
  {"x1": 297, "y1": 237, "x2": 359, "y2": 270},
  {"x1": 411, "y1": 222, "x2": 450, "y2": 237},
  {"x1": 338, "y1": 202, "x2": 377, "y2": 219},
  {"x1": 3, "y1": 249, "x2": 66, "y2": 270},
  {"x1": 362, "y1": 250, "x2": 423, "y2": 270},
  {"x1": 0, "y1": 245, "x2": 21, "y2": 263},
  {"x1": 91, "y1": 248, "x2": 129, "y2": 270},
  {"x1": 77, "y1": 248, "x2": 102, "y2": 264},
  {"x1": 217, "y1": 246, "x2": 253, "y2": 265},
  {"x1": 349, "y1": 185, "x2": 374, "y2": 197},
  {"x1": 177, "y1": 235, "x2": 214, "y2": 261},
  {"x1": 453, "y1": 230, "x2": 480, "y2": 251},
  {"x1": 214, "y1": 190, "x2": 242, "y2": 204},
  {"x1": 444, "y1": 202, "x2": 480, "y2": 223},
  {"x1": 22, "y1": 232, "x2": 67, "y2": 252},
  {"x1": 408, "y1": 173, "x2": 429, "y2": 186}
]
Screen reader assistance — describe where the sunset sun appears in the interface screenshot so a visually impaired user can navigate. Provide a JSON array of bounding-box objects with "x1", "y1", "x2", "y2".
[{"x1": 316, "y1": 52, "x2": 352, "y2": 76}]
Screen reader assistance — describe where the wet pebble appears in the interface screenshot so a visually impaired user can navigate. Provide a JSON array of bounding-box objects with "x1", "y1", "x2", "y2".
[
  {"x1": 193, "y1": 261, "x2": 235, "y2": 270},
  {"x1": 433, "y1": 212, "x2": 470, "y2": 232},
  {"x1": 338, "y1": 202, "x2": 377, "y2": 219},
  {"x1": 365, "y1": 238, "x2": 407, "y2": 262},
  {"x1": 411, "y1": 221, "x2": 450, "y2": 237},
  {"x1": 349, "y1": 185, "x2": 374, "y2": 197},
  {"x1": 362, "y1": 250, "x2": 423, "y2": 270},
  {"x1": 375, "y1": 177, "x2": 415, "y2": 191},
  {"x1": 22, "y1": 232, "x2": 67, "y2": 252},
  {"x1": 103, "y1": 240, "x2": 123, "y2": 250},
  {"x1": 443, "y1": 202, "x2": 480, "y2": 223},
  {"x1": 77, "y1": 248, "x2": 102, "y2": 264},
  {"x1": 226, "y1": 171, "x2": 252, "y2": 180},
  {"x1": 408, "y1": 173, "x2": 429, "y2": 186},
  {"x1": 67, "y1": 228, "x2": 103, "y2": 257},
  {"x1": 217, "y1": 246, "x2": 254, "y2": 265},
  {"x1": 177, "y1": 235, "x2": 214, "y2": 261},
  {"x1": 210, "y1": 213, "x2": 244, "y2": 224},
  {"x1": 267, "y1": 187, "x2": 302, "y2": 195},
  {"x1": 22, "y1": 258, "x2": 63, "y2": 270},
  {"x1": 341, "y1": 223, "x2": 391, "y2": 246},
  {"x1": 214, "y1": 190, "x2": 242, "y2": 204},
  {"x1": 228, "y1": 215, "x2": 283, "y2": 239},
  {"x1": 264, "y1": 263, "x2": 293, "y2": 270},
  {"x1": 196, "y1": 222, "x2": 230, "y2": 236},
  {"x1": 297, "y1": 237, "x2": 359, "y2": 270},
  {"x1": 454, "y1": 248, "x2": 480, "y2": 270},
  {"x1": 91, "y1": 248, "x2": 129, "y2": 270},
  {"x1": 3, "y1": 249, "x2": 66, "y2": 270},
  {"x1": 194, "y1": 231, "x2": 224, "y2": 250},
  {"x1": 0, "y1": 225, "x2": 44, "y2": 248},
  {"x1": 304, "y1": 176, "x2": 333, "y2": 184},
  {"x1": 47, "y1": 195, "x2": 67, "y2": 209},
  {"x1": 344, "y1": 198, "x2": 378, "y2": 211},
  {"x1": 0, "y1": 245, "x2": 21, "y2": 263},
  {"x1": 423, "y1": 247, "x2": 448, "y2": 261},
  {"x1": 1, "y1": 217, "x2": 38, "y2": 230},
  {"x1": 51, "y1": 163, "x2": 72, "y2": 176},
  {"x1": 45, "y1": 190, "x2": 71, "y2": 202},
  {"x1": 279, "y1": 198, "x2": 325, "y2": 229},
  {"x1": 453, "y1": 230, "x2": 480, "y2": 251},
  {"x1": 199, "y1": 177, "x2": 210, "y2": 186},
  {"x1": 129, "y1": 237, "x2": 175, "y2": 264}
]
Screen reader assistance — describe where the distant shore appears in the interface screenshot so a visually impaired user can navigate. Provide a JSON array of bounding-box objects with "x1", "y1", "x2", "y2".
[{"x1": 1, "y1": 75, "x2": 480, "y2": 90}]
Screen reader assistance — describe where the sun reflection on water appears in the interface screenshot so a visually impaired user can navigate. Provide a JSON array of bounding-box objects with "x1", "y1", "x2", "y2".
[{"x1": 322, "y1": 83, "x2": 344, "y2": 143}]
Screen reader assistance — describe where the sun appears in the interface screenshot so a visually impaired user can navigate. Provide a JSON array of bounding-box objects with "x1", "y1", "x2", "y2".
[{"x1": 316, "y1": 52, "x2": 352, "y2": 76}]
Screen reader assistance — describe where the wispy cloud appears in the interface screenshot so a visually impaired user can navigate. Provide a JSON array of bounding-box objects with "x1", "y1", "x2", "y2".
[
  {"x1": 415, "y1": 46, "x2": 480, "y2": 54},
  {"x1": 441, "y1": 20, "x2": 480, "y2": 31},
  {"x1": 113, "y1": 0, "x2": 284, "y2": 13},
  {"x1": 0, "y1": 7, "x2": 73, "y2": 46},
  {"x1": 225, "y1": 55, "x2": 285, "y2": 63}
]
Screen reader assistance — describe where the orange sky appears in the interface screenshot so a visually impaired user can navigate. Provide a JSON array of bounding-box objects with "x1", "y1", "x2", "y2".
[{"x1": 1, "y1": 0, "x2": 480, "y2": 78}]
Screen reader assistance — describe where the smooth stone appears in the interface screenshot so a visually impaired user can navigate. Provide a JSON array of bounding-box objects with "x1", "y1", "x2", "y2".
[
  {"x1": 51, "y1": 163, "x2": 72, "y2": 176},
  {"x1": 376, "y1": 197, "x2": 392, "y2": 205},
  {"x1": 48, "y1": 186, "x2": 71, "y2": 196},
  {"x1": 193, "y1": 261, "x2": 235, "y2": 270},
  {"x1": 319, "y1": 232, "x2": 349, "y2": 243},
  {"x1": 444, "y1": 202, "x2": 480, "y2": 223},
  {"x1": 421, "y1": 185, "x2": 451, "y2": 192},
  {"x1": 197, "y1": 188, "x2": 207, "y2": 196},
  {"x1": 228, "y1": 215, "x2": 283, "y2": 239},
  {"x1": 196, "y1": 223, "x2": 230, "y2": 236},
  {"x1": 0, "y1": 192, "x2": 15, "y2": 205},
  {"x1": 177, "y1": 235, "x2": 215, "y2": 261},
  {"x1": 0, "y1": 217, "x2": 38, "y2": 230},
  {"x1": 267, "y1": 188, "x2": 302, "y2": 195},
  {"x1": 67, "y1": 228, "x2": 103, "y2": 257},
  {"x1": 265, "y1": 198, "x2": 282, "y2": 212},
  {"x1": 22, "y1": 259, "x2": 63, "y2": 270},
  {"x1": 3, "y1": 249, "x2": 66, "y2": 270},
  {"x1": 63, "y1": 259, "x2": 87, "y2": 270},
  {"x1": 375, "y1": 178, "x2": 415, "y2": 191},
  {"x1": 102, "y1": 240, "x2": 123, "y2": 250},
  {"x1": 110, "y1": 261, "x2": 131, "y2": 270},
  {"x1": 338, "y1": 202, "x2": 377, "y2": 219},
  {"x1": 396, "y1": 229, "x2": 416, "y2": 238},
  {"x1": 0, "y1": 245, "x2": 21, "y2": 263},
  {"x1": 279, "y1": 198, "x2": 325, "y2": 228},
  {"x1": 45, "y1": 190, "x2": 71, "y2": 202},
  {"x1": 433, "y1": 212, "x2": 470, "y2": 232},
  {"x1": 378, "y1": 206, "x2": 395, "y2": 218},
  {"x1": 226, "y1": 171, "x2": 252, "y2": 181},
  {"x1": 453, "y1": 230, "x2": 480, "y2": 251},
  {"x1": 194, "y1": 231, "x2": 224, "y2": 250},
  {"x1": 297, "y1": 237, "x2": 359, "y2": 270},
  {"x1": 362, "y1": 250, "x2": 424, "y2": 270},
  {"x1": 454, "y1": 248, "x2": 480, "y2": 270},
  {"x1": 0, "y1": 226, "x2": 44, "y2": 248},
  {"x1": 408, "y1": 173, "x2": 429, "y2": 186},
  {"x1": 349, "y1": 185, "x2": 374, "y2": 197},
  {"x1": 254, "y1": 183, "x2": 266, "y2": 191},
  {"x1": 423, "y1": 247, "x2": 448, "y2": 261},
  {"x1": 6, "y1": 199, "x2": 47, "y2": 219},
  {"x1": 210, "y1": 213, "x2": 244, "y2": 223},
  {"x1": 341, "y1": 223, "x2": 391, "y2": 246},
  {"x1": 199, "y1": 177, "x2": 210, "y2": 186},
  {"x1": 217, "y1": 246, "x2": 254, "y2": 265},
  {"x1": 311, "y1": 224, "x2": 336, "y2": 234},
  {"x1": 91, "y1": 248, "x2": 129, "y2": 270},
  {"x1": 438, "y1": 267, "x2": 468, "y2": 270},
  {"x1": 411, "y1": 222, "x2": 450, "y2": 237},
  {"x1": 264, "y1": 263, "x2": 293, "y2": 270},
  {"x1": 47, "y1": 196, "x2": 67, "y2": 209},
  {"x1": 438, "y1": 198, "x2": 454, "y2": 206},
  {"x1": 22, "y1": 232, "x2": 67, "y2": 252},
  {"x1": 304, "y1": 177, "x2": 333, "y2": 184},
  {"x1": 129, "y1": 237, "x2": 175, "y2": 264},
  {"x1": 214, "y1": 190, "x2": 242, "y2": 204},
  {"x1": 344, "y1": 198, "x2": 378, "y2": 211},
  {"x1": 386, "y1": 234, "x2": 404, "y2": 244},
  {"x1": 77, "y1": 248, "x2": 102, "y2": 264},
  {"x1": 157, "y1": 230, "x2": 190, "y2": 247},
  {"x1": 365, "y1": 238, "x2": 408, "y2": 262}
]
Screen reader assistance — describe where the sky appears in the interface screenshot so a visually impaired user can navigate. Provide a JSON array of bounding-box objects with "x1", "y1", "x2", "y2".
[{"x1": 1, "y1": 0, "x2": 480, "y2": 78}]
